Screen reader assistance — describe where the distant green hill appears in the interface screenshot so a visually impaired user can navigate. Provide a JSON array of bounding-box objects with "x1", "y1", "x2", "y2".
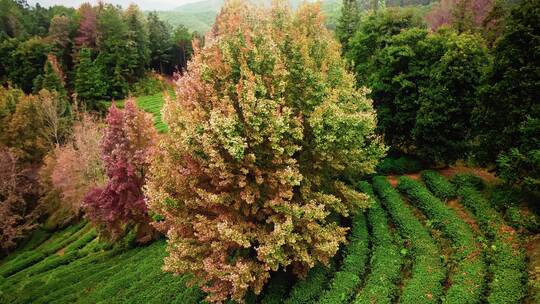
[{"x1": 150, "y1": 0, "x2": 341, "y2": 33}]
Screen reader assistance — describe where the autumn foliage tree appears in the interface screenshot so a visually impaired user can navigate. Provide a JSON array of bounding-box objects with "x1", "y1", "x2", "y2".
[
  {"x1": 40, "y1": 113, "x2": 105, "y2": 225},
  {"x1": 0, "y1": 147, "x2": 38, "y2": 255},
  {"x1": 83, "y1": 100, "x2": 157, "y2": 240},
  {"x1": 146, "y1": 1, "x2": 385, "y2": 302}
]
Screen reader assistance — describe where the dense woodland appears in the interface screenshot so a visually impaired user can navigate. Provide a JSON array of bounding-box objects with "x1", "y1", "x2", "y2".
[{"x1": 0, "y1": 0, "x2": 539, "y2": 303}]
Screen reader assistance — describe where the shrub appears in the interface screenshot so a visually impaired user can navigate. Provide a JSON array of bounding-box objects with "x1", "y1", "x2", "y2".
[
  {"x1": 457, "y1": 185, "x2": 527, "y2": 304},
  {"x1": 83, "y1": 100, "x2": 157, "y2": 240},
  {"x1": 354, "y1": 182, "x2": 402, "y2": 304},
  {"x1": 372, "y1": 176, "x2": 445, "y2": 304},
  {"x1": 376, "y1": 156, "x2": 423, "y2": 175},
  {"x1": 397, "y1": 176, "x2": 486, "y2": 304},
  {"x1": 260, "y1": 271, "x2": 293, "y2": 304},
  {"x1": 129, "y1": 73, "x2": 171, "y2": 96},
  {"x1": 451, "y1": 173, "x2": 485, "y2": 190},
  {"x1": 317, "y1": 212, "x2": 369, "y2": 304},
  {"x1": 284, "y1": 262, "x2": 336, "y2": 304},
  {"x1": 145, "y1": 2, "x2": 385, "y2": 302},
  {"x1": 421, "y1": 170, "x2": 456, "y2": 201}
]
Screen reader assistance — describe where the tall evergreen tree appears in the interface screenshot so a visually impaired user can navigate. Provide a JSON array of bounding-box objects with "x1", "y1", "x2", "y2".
[
  {"x1": 33, "y1": 56, "x2": 66, "y2": 98},
  {"x1": 123, "y1": 4, "x2": 149, "y2": 82},
  {"x1": 96, "y1": 4, "x2": 130, "y2": 99},
  {"x1": 336, "y1": 0, "x2": 360, "y2": 51},
  {"x1": 147, "y1": 12, "x2": 171, "y2": 74},
  {"x1": 74, "y1": 48, "x2": 106, "y2": 106},
  {"x1": 474, "y1": 0, "x2": 539, "y2": 193}
]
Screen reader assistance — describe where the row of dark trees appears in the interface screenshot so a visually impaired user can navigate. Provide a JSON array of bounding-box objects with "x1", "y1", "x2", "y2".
[
  {"x1": 0, "y1": 0, "x2": 197, "y2": 105},
  {"x1": 338, "y1": 0, "x2": 539, "y2": 195}
]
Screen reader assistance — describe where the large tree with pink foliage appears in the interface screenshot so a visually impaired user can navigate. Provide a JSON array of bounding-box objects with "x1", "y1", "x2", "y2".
[
  {"x1": 83, "y1": 99, "x2": 157, "y2": 240},
  {"x1": 426, "y1": 0, "x2": 493, "y2": 32}
]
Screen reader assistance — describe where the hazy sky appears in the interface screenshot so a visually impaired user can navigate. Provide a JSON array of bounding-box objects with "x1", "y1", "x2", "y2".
[{"x1": 26, "y1": 0, "x2": 202, "y2": 11}]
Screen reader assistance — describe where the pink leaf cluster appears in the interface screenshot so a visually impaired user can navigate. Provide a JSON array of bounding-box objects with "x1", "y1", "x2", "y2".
[
  {"x1": 83, "y1": 99, "x2": 157, "y2": 239},
  {"x1": 43, "y1": 114, "x2": 105, "y2": 216},
  {"x1": 426, "y1": 0, "x2": 493, "y2": 31}
]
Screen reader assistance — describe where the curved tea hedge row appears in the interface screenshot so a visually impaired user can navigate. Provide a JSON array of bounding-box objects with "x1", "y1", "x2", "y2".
[
  {"x1": 397, "y1": 177, "x2": 486, "y2": 304},
  {"x1": 0, "y1": 222, "x2": 89, "y2": 278},
  {"x1": 283, "y1": 262, "x2": 336, "y2": 304},
  {"x1": 456, "y1": 184, "x2": 527, "y2": 304},
  {"x1": 372, "y1": 176, "x2": 445, "y2": 304},
  {"x1": 421, "y1": 170, "x2": 456, "y2": 201},
  {"x1": 354, "y1": 182, "x2": 402, "y2": 304},
  {"x1": 1, "y1": 172, "x2": 535, "y2": 304},
  {"x1": 317, "y1": 212, "x2": 369, "y2": 304}
]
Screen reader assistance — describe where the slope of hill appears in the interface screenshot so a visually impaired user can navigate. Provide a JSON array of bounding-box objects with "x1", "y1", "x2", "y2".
[
  {"x1": 151, "y1": 0, "x2": 341, "y2": 33},
  {"x1": 1, "y1": 169, "x2": 538, "y2": 303}
]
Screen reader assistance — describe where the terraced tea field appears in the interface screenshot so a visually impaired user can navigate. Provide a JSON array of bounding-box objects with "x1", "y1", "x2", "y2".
[
  {"x1": 1, "y1": 171, "x2": 538, "y2": 303},
  {"x1": 107, "y1": 92, "x2": 169, "y2": 132}
]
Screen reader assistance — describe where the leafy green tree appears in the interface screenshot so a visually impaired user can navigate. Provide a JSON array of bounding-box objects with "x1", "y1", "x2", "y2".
[
  {"x1": 123, "y1": 4, "x2": 149, "y2": 82},
  {"x1": 346, "y1": 8, "x2": 425, "y2": 86},
  {"x1": 33, "y1": 56, "x2": 66, "y2": 98},
  {"x1": 474, "y1": 0, "x2": 540, "y2": 192},
  {"x1": 336, "y1": 0, "x2": 361, "y2": 52},
  {"x1": 96, "y1": 4, "x2": 130, "y2": 99},
  {"x1": 5, "y1": 37, "x2": 51, "y2": 93},
  {"x1": 367, "y1": 27, "x2": 490, "y2": 163},
  {"x1": 414, "y1": 30, "x2": 490, "y2": 163},
  {"x1": 147, "y1": 12, "x2": 171, "y2": 74},
  {"x1": 170, "y1": 24, "x2": 193, "y2": 74},
  {"x1": 74, "y1": 47, "x2": 107, "y2": 106},
  {"x1": 497, "y1": 117, "x2": 540, "y2": 195}
]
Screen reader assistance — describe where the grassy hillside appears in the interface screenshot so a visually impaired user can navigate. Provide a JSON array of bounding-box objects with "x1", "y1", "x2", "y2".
[
  {"x1": 2, "y1": 170, "x2": 538, "y2": 303},
  {"x1": 152, "y1": 0, "x2": 341, "y2": 33},
  {"x1": 0, "y1": 223, "x2": 204, "y2": 303}
]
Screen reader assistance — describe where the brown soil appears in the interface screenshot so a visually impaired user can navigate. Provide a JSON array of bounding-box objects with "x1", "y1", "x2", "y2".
[
  {"x1": 387, "y1": 173, "x2": 420, "y2": 187},
  {"x1": 447, "y1": 199, "x2": 481, "y2": 234},
  {"x1": 438, "y1": 165, "x2": 500, "y2": 184}
]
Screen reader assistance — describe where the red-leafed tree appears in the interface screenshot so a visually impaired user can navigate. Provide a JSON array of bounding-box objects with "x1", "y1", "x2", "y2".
[
  {"x1": 426, "y1": 0, "x2": 493, "y2": 32},
  {"x1": 75, "y1": 3, "x2": 97, "y2": 50},
  {"x1": 83, "y1": 99, "x2": 157, "y2": 240}
]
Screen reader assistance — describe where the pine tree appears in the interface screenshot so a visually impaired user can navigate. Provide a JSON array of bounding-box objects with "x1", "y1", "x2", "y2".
[
  {"x1": 74, "y1": 48, "x2": 106, "y2": 106},
  {"x1": 336, "y1": 0, "x2": 361, "y2": 52},
  {"x1": 33, "y1": 56, "x2": 66, "y2": 98}
]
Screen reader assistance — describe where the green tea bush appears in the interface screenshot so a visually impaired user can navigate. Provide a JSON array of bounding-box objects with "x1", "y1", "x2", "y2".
[
  {"x1": 505, "y1": 207, "x2": 540, "y2": 232},
  {"x1": 284, "y1": 262, "x2": 336, "y2": 304},
  {"x1": 372, "y1": 176, "x2": 445, "y2": 304},
  {"x1": 457, "y1": 185, "x2": 527, "y2": 304},
  {"x1": 0, "y1": 222, "x2": 88, "y2": 277},
  {"x1": 397, "y1": 177, "x2": 486, "y2": 304},
  {"x1": 377, "y1": 156, "x2": 423, "y2": 175},
  {"x1": 452, "y1": 173, "x2": 485, "y2": 190},
  {"x1": 317, "y1": 213, "x2": 369, "y2": 304},
  {"x1": 421, "y1": 170, "x2": 456, "y2": 201},
  {"x1": 129, "y1": 74, "x2": 170, "y2": 97},
  {"x1": 354, "y1": 182, "x2": 402, "y2": 304},
  {"x1": 489, "y1": 184, "x2": 540, "y2": 232},
  {"x1": 260, "y1": 272, "x2": 293, "y2": 304}
]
